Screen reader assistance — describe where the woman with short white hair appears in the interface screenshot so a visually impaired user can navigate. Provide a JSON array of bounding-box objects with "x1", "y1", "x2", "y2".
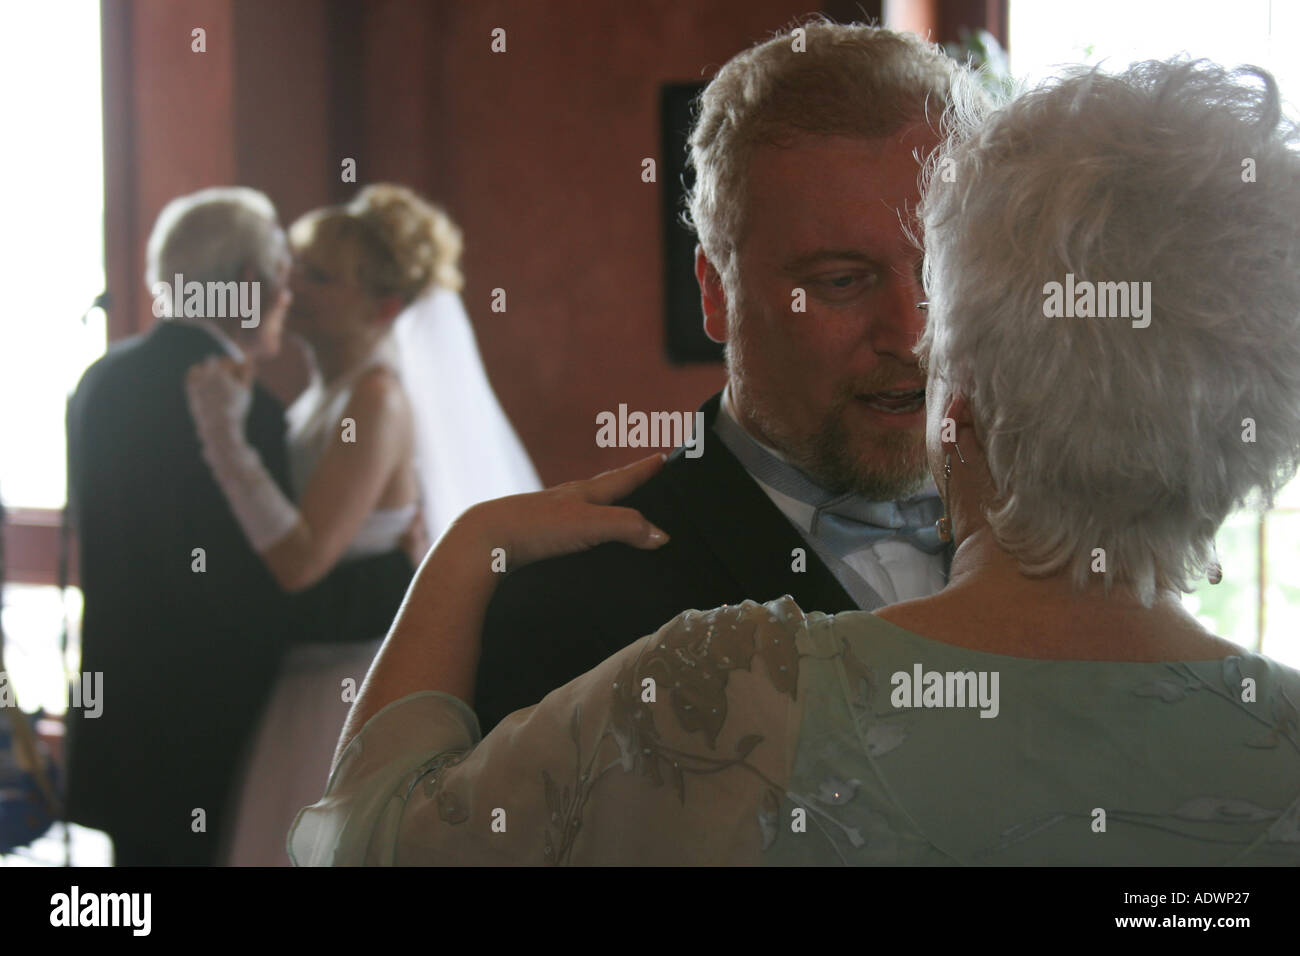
[{"x1": 291, "y1": 57, "x2": 1300, "y2": 866}]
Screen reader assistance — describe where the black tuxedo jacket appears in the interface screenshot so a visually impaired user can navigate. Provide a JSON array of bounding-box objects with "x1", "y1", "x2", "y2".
[
  {"x1": 64, "y1": 321, "x2": 412, "y2": 865},
  {"x1": 473, "y1": 391, "x2": 859, "y2": 733}
]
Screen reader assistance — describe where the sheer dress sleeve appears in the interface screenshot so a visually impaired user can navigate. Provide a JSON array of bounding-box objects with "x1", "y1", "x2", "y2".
[{"x1": 289, "y1": 596, "x2": 809, "y2": 865}]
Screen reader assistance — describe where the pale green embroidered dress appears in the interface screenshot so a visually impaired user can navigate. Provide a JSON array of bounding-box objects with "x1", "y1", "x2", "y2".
[{"x1": 289, "y1": 596, "x2": 1300, "y2": 865}]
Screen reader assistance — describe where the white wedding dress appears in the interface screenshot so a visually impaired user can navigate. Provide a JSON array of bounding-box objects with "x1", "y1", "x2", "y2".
[
  {"x1": 224, "y1": 345, "x2": 416, "y2": 866},
  {"x1": 224, "y1": 289, "x2": 541, "y2": 866}
]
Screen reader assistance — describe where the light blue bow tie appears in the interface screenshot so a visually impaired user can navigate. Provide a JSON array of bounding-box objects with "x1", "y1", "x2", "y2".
[
  {"x1": 712, "y1": 406, "x2": 946, "y2": 558},
  {"x1": 811, "y1": 493, "x2": 946, "y2": 557}
]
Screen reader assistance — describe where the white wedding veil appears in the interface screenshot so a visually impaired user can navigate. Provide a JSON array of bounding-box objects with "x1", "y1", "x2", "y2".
[{"x1": 389, "y1": 286, "x2": 542, "y2": 541}]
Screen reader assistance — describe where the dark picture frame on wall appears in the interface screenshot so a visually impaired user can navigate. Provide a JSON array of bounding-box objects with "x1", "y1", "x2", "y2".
[{"x1": 660, "y1": 81, "x2": 723, "y2": 363}]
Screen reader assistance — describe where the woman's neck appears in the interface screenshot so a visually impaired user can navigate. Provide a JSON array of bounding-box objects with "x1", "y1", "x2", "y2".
[
  {"x1": 946, "y1": 526, "x2": 1173, "y2": 610},
  {"x1": 311, "y1": 332, "x2": 380, "y2": 386},
  {"x1": 913, "y1": 526, "x2": 1241, "y2": 661}
]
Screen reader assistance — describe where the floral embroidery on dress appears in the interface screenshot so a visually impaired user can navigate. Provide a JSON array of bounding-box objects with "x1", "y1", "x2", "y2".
[
  {"x1": 778, "y1": 623, "x2": 902, "y2": 858},
  {"x1": 408, "y1": 750, "x2": 472, "y2": 824},
  {"x1": 535, "y1": 600, "x2": 803, "y2": 864},
  {"x1": 977, "y1": 658, "x2": 1300, "y2": 859}
]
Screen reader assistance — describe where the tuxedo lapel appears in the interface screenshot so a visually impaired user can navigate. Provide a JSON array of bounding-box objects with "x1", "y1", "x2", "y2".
[
  {"x1": 660, "y1": 392, "x2": 859, "y2": 614},
  {"x1": 151, "y1": 321, "x2": 290, "y2": 495}
]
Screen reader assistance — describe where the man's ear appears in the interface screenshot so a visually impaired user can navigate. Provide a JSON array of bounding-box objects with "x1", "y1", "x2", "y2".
[
  {"x1": 694, "y1": 246, "x2": 728, "y2": 344},
  {"x1": 238, "y1": 259, "x2": 284, "y2": 302},
  {"x1": 237, "y1": 259, "x2": 262, "y2": 289}
]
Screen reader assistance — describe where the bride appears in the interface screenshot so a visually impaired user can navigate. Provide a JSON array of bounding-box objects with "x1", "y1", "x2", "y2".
[{"x1": 184, "y1": 183, "x2": 540, "y2": 865}]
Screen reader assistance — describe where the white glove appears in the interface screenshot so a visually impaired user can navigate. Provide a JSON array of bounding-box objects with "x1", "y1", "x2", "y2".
[{"x1": 185, "y1": 356, "x2": 300, "y2": 552}]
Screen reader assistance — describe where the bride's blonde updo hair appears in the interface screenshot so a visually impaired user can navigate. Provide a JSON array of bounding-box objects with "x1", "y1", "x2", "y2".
[{"x1": 290, "y1": 183, "x2": 464, "y2": 302}]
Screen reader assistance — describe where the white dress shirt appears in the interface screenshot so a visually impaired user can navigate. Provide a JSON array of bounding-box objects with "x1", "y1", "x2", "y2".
[{"x1": 719, "y1": 385, "x2": 946, "y2": 606}]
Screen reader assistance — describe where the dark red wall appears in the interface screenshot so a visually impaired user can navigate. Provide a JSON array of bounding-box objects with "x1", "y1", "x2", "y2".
[
  {"x1": 352, "y1": 0, "x2": 813, "y2": 483},
  {"x1": 101, "y1": 0, "x2": 995, "y2": 490}
]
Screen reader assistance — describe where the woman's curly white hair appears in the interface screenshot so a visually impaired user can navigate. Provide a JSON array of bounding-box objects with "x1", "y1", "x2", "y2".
[{"x1": 917, "y1": 57, "x2": 1300, "y2": 605}]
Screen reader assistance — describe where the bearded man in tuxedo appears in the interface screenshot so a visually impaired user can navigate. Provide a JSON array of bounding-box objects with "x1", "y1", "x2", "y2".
[
  {"x1": 65, "y1": 187, "x2": 414, "y2": 865},
  {"x1": 474, "y1": 22, "x2": 983, "y2": 731}
]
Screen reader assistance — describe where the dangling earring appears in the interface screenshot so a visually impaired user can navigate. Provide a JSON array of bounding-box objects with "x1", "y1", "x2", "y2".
[
  {"x1": 1207, "y1": 542, "x2": 1223, "y2": 585},
  {"x1": 935, "y1": 443, "x2": 964, "y2": 543},
  {"x1": 936, "y1": 454, "x2": 953, "y2": 543}
]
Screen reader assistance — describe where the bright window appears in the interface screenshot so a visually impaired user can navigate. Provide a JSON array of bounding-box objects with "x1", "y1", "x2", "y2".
[{"x1": 0, "y1": 1, "x2": 107, "y2": 510}]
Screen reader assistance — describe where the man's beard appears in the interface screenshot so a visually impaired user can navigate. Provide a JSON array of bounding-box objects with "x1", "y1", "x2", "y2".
[
  {"x1": 803, "y1": 386, "x2": 928, "y2": 500},
  {"x1": 728, "y1": 338, "x2": 930, "y2": 501}
]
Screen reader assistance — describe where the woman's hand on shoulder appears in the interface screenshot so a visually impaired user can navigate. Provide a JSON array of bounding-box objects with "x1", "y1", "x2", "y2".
[
  {"x1": 447, "y1": 454, "x2": 670, "y2": 571},
  {"x1": 185, "y1": 355, "x2": 254, "y2": 435}
]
